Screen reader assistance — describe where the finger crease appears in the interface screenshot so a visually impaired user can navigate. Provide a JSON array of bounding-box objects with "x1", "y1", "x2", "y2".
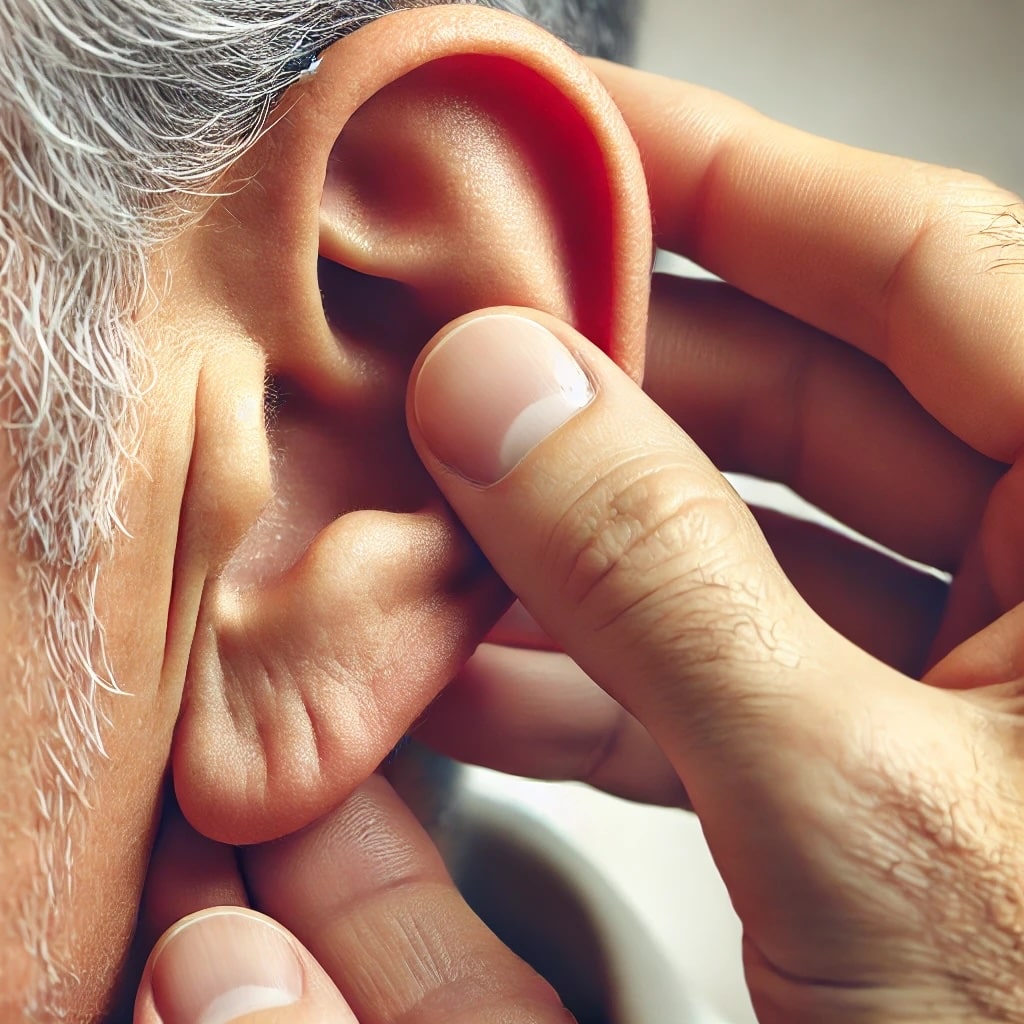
[{"x1": 579, "y1": 703, "x2": 630, "y2": 789}]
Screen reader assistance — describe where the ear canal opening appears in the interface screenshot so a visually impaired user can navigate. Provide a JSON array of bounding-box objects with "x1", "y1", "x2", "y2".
[{"x1": 318, "y1": 256, "x2": 436, "y2": 367}]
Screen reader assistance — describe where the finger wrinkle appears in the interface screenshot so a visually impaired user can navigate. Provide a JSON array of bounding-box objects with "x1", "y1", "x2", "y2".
[
  {"x1": 576, "y1": 699, "x2": 629, "y2": 790},
  {"x1": 308, "y1": 783, "x2": 446, "y2": 899},
  {"x1": 338, "y1": 887, "x2": 469, "y2": 1015},
  {"x1": 325, "y1": 885, "x2": 558, "y2": 1024},
  {"x1": 405, "y1": 995, "x2": 575, "y2": 1024},
  {"x1": 877, "y1": 192, "x2": 949, "y2": 369},
  {"x1": 246, "y1": 780, "x2": 451, "y2": 942},
  {"x1": 685, "y1": 126, "x2": 744, "y2": 268}
]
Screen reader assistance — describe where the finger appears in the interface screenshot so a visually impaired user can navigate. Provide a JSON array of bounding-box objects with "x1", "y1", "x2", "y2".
[
  {"x1": 592, "y1": 60, "x2": 1024, "y2": 461},
  {"x1": 407, "y1": 307, "x2": 1024, "y2": 1013},
  {"x1": 117, "y1": 793, "x2": 252, "y2": 1022},
  {"x1": 977, "y1": 457, "x2": 1024, "y2": 612},
  {"x1": 647, "y1": 275, "x2": 1004, "y2": 569},
  {"x1": 927, "y1": 599, "x2": 1024, "y2": 693},
  {"x1": 406, "y1": 307, "x2": 875, "y2": 769},
  {"x1": 134, "y1": 908, "x2": 357, "y2": 1024},
  {"x1": 419, "y1": 513, "x2": 942, "y2": 801},
  {"x1": 242, "y1": 776, "x2": 570, "y2": 1024},
  {"x1": 753, "y1": 507, "x2": 947, "y2": 678},
  {"x1": 415, "y1": 643, "x2": 689, "y2": 807},
  {"x1": 421, "y1": 520, "x2": 942, "y2": 798},
  {"x1": 404, "y1": 307, "x2": 1005, "y2": 996},
  {"x1": 137, "y1": 795, "x2": 249, "y2": 957},
  {"x1": 485, "y1": 510, "x2": 949, "y2": 676},
  {"x1": 927, "y1": 460, "x2": 1024, "y2": 666},
  {"x1": 422, "y1": 499, "x2": 950, "y2": 793}
]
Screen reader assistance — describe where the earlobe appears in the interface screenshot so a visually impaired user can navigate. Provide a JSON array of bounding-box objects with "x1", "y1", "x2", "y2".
[{"x1": 170, "y1": 5, "x2": 652, "y2": 845}]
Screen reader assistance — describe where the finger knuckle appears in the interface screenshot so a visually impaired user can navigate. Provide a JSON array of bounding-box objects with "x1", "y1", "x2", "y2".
[
  {"x1": 546, "y1": 453, "x2": 792, "y2": 670},
  {"x1": 934, "y1": 169, "x2": 1024, "y2": 272},
  {"x1": 901, "y1": 167, "x2": 1024, "y2": 279},
  {"x1": 973, "y1": 196, "x2": 1024, "y2": 276},
  {"x1": 881, "y1": 167, "x2": 1024, "y2": 381},
  {"x1": 550, "y1": 454, "x2": 725, "y2": 604}
]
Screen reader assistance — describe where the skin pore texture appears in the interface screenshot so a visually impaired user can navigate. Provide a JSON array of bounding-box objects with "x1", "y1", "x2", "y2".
[{"x1": 0, "y1": 0, "x2": 649, "y2": 1019}]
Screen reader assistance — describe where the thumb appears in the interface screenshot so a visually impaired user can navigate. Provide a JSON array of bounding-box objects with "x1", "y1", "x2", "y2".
[
  {"x1": 406, "y1": 307, "x2": 1002, "y2": 1012},
  {"x1": 134, "y1": 908, "x2": 356, "y2": 1024},
  {"x1": 407, "y1": 307, "x2": 846, "y2": 776}
]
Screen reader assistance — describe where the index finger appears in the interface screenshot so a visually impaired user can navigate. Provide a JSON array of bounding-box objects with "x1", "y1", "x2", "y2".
[
  {"x1": 592, "y1": 60, "x2": 1024, "y2": 462},
  {"x1": 242, "y1": 777, "x2": 571, "y2": 1024}
]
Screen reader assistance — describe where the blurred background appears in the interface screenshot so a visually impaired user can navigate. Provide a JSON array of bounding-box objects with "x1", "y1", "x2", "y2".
[
  {"x1": 637, "y1": 0, "x2": 1024, "y2": 191},
  {"x1": 452, "y1": 4, "x2": 1024, "y2": 1023}
]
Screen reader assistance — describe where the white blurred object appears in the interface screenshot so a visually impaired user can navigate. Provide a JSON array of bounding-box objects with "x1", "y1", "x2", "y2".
[{"x1": 460, "y1": 768, "x2": 743, "y2": 1023}]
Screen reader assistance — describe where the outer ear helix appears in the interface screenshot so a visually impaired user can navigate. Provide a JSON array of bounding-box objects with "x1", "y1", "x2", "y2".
[
  {"x1": 170, "y1": 4, "x2": 652, "y2": 846},
  {"x1": 193, "y1": 5, "x2": 652, "y2": 399},
  {"x1": 317, "y1": 51, "x2": 642, "y2": 372},
  {"x1": 315, "y1": 36, "x2": 652, "y2": 381}
]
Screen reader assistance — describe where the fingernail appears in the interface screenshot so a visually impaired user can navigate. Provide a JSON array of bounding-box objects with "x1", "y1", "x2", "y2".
[
  {"x1": 414, "y1": 314, "x2": 595, "y2": 485},
  {"x1": 150, "y1": 910, "x2": 303, "y2": 1024}
]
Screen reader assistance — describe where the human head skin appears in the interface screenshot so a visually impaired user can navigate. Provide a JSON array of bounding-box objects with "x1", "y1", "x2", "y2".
[{"x1": 0, "y1": 0, "x2": 651, "y2": 1019}]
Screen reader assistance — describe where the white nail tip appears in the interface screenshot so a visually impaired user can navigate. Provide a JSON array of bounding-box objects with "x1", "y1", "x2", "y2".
[
  {"x1": 499, "y1": 349, "x2": 593, "y2": 473},
  {"x1": 198, "y1": 984, "x2": 300, "y2": 1024}
]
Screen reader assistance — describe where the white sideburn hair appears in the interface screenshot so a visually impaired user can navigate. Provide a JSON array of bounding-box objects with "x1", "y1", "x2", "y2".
[
  {"x1": 1, "y1": 1, "x2": 398, "y2": 1014},
  {"x1": 0, "y1": 0, "x2": 636, "y2": 1016}
]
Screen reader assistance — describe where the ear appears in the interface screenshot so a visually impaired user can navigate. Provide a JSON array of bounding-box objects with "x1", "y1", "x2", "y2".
[{"x1": 166, "y1": 5, "x2": 652, "y2": 845}]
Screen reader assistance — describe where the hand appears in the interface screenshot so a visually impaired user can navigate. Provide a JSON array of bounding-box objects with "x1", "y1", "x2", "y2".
[
  {"x1": 130, "y1": 778, "x2": 571, "y2": 1024},
  {"x1": 404, "y1": 64, "x2": 1024, "y2": 1024}
]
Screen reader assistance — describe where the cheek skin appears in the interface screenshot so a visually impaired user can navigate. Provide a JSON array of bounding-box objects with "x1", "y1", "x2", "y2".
[
  {"x1": 67, "y1": 369, "x2": 196, "y2": 1019},
  {"x1": 0, "y1": 353, "x2": 197, "y2": 1021},
  {"x1": 0, "y1": 503, "x2": 38, "y2": 1008}
]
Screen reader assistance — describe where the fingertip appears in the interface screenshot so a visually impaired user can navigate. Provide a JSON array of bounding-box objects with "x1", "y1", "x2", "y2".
[
  {"x1": 409, "y1": 308, "x2": 598, "y2": 487},
  {"x1": 135, "y1": 908, "x2": 356, "y2": 1024}
]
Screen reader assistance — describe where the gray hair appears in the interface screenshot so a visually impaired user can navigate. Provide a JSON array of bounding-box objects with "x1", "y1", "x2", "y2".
[{"x1": 0, "y1": 0, "x2": 638, "y2": 1013}]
